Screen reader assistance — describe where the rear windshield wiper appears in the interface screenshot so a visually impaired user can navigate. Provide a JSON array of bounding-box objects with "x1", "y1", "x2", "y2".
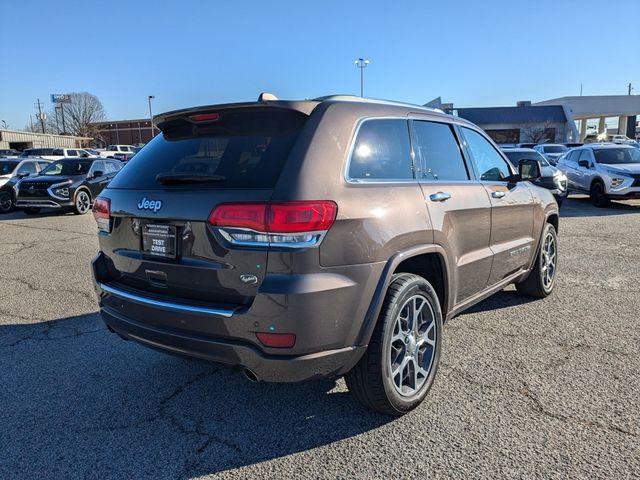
[{"x1": 155, "y1": 173, "x2": 226, "y2": 185}]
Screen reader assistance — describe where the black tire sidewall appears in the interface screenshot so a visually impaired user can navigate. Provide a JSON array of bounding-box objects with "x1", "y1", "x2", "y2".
[
  {"x1": 379, "y1": 276, "x2": 443, "y2": 413},
  {"x1": 590, "y1": 182, "x2": 608, "y2": 207},
  {"x1": 0, "y1": 192, "x2": 13, "y2": 213}
]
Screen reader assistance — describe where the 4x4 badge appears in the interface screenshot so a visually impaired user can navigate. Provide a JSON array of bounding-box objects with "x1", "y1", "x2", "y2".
[{"x1": 137, "y1": 197, "x2": 162, "y2": 213}]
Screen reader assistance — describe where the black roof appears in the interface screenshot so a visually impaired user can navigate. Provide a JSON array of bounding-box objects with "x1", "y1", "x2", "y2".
[{"x1": 457, "y1": 105, "x2": 567, "y2": 124}]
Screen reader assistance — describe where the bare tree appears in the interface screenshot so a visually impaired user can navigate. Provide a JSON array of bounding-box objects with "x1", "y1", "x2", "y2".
[
  {"x1": 56, "y1": 92, "x2": 106, "y2": 137},
  {"x1": 522, "y1": 120, "x2": 555, "y2": 144}
]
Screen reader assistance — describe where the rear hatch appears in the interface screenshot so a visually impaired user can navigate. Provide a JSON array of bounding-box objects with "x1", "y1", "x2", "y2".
[{"x1": 97, "y1": 107, "x2": 310, "y2": 309}]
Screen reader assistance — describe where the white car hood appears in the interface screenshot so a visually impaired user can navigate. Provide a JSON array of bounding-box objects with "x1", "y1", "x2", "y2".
[{"x1": 602, "y1": 164, "x2": 640, "y2": 174}]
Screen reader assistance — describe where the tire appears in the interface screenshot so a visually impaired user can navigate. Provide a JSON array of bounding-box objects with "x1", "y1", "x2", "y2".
[
  {"x1": 24, "y1": 207, "x2": 41, "y2": 215},
  {"x1": 345, "y1": 273, "x2": 443, "y2": 416},
  {"x1": 0, "y1": 191, "x2": 14, "y2": 213},
  {"x1": 516, "y1": 223, "x2": 558, "y2": 298},
  {"x1": 590, "y1": 181, "x2": 610, "y2": 207},
  {"x1": 73, "y1": 190, "x2": 92, "y2": 215}
]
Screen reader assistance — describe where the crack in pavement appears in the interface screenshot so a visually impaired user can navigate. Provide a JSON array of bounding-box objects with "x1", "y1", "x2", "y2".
[
  {"x1": 0, "y1": 321, "x2": 105, "y2": 348},
  {"x1": 3, "y1": 277, "x2": 96, "y2": 304},
  {"x1": 1, "y1": 221, "x2": 95, "y2": 237},
  {"x1": 445, "y1": 366, "x2": 637, "y2": 438}
]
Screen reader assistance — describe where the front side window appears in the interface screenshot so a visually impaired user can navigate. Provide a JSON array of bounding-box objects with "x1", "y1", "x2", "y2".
[
  {"x1": 462, "y1": 128, "x2": 512, "y2": 181},
  {"x1": 411, "y1": 120, "x2": 469, "y2": 181},
  {"x1": 67, "y1": 149, "x2": 78, "y2": 156},
  {"x1": 349, "y1": 119, "x2": 413, "y2": 180},
  {"x1": 90, "y1": 161, "x2": 106, "y2": 176},
  {"x1": 0, "y1": 160, "x2": 19, "y2": 175}
]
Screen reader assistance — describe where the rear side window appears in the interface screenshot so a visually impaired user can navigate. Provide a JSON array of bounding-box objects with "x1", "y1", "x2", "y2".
[
  {"x1": 411, "y1": 120, "x2": 468, "y2": 181},
  {"x1": 348, "y1": 119, "x2": 413, "y2": 180},
  {"x1": 108, "y1": 109, "x2": 308, "y2": 189}
]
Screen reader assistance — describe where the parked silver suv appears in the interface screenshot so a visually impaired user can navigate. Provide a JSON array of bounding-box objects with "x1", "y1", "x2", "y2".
[{"x1": 556, "y1": 144, "x2": 640, "y2": 207}]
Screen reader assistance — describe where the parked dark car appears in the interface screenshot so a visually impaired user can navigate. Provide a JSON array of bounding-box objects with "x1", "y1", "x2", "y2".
[
  {"x1": 0, "y1": 158, "x2": 51, "y2": 213},
  {"x1": 501, "y1": 148, "x2": 568, "y2": 206},
  {"x1": 91, "y1": 95, "x2": 558, "y2": 415},
  {"x1": 16, "y1": 158, "x2": 122, "y2": 215},
  {"x1": 0, "y1": 149, "x2": 20, "y2": 157}
]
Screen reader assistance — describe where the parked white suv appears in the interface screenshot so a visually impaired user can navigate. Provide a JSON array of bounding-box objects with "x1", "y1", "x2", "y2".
[
  {"x1": 99, "y1": 145, "x2": 136, "y2": 159},
  {"x1": 557, "y1": 144, "x2": 640, "y2": 206}
]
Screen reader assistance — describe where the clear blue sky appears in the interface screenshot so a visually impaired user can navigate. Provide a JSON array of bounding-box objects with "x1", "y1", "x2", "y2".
[{"x1": 2, "y1": 0, "x2": 639, "y2": 130}]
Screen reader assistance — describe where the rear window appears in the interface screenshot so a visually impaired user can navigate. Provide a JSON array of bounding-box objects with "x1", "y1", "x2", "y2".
[
  {"x1": 108, "y1": 109, "x2": 308, "y2": 189},
  {"x1": 543, "y1": 145, "x2": 566, "y2": 153}
]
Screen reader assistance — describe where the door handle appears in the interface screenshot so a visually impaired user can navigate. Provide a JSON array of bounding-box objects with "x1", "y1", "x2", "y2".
[
  {"x1": 491, "y1": 191, "x2": 506, "y2": 199},
  {"x1": 429, "y1": 192, "x2": 451, "y2": 202}
]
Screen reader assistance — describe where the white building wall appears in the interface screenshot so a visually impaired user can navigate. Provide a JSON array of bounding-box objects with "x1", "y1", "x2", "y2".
[{"x1": 0, "y1": 129, "x2": 86, "y2": 149}]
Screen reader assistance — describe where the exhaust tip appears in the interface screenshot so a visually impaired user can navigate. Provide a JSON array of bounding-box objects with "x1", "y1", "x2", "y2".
[{"x1": 243, "y1": 368, "x2": 260, "y2": 383}]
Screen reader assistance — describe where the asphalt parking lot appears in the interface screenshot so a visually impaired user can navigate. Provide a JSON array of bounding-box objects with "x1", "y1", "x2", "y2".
[{"x1": 1, "y1": 196, "x2": 639, "y2": 480}]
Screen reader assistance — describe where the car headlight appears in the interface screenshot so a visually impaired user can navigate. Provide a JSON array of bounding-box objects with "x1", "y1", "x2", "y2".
[
  {"x1": 610, "y1": 178, "x2": 625, "y2": 188},
  {"x1": 53, "y1": 187, "x2": 70, "y2": 198}
]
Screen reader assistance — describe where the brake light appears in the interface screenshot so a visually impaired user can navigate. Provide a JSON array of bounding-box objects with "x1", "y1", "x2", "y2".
[
  {"x1": 255, "y1": 332, "x2": 296, "y2": 348},
  {"x1": 93, "y1": 197, "x2": 111, "y2": 233},
  {"x1": 189, "y1": 113, "x2": 220, "y2": 122},
  {"x1": 209, "y1": 201, "x2": 337, "y2": 247}
]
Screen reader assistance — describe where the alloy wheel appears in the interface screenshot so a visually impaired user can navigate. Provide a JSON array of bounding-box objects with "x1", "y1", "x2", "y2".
[
  {"x1": 77, "y1": 192, "x2": 90, "y2": 213},
  {"x1": 540, "y1": 231, "x2": 556, "y2": 289},
  {"x1": 388, "y1": 294, "x2": 437, "y2": 397}
]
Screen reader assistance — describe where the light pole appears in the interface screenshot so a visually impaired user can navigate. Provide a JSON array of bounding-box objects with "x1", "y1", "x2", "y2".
[
  {"x1": 354, "y1": 58, "x2": 370, "y2": 97},
  {"x1": 148, "y1": 95, "x2": 155, "y2": 139}
]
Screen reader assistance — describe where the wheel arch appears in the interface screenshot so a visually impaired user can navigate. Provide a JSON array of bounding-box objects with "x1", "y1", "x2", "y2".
[
  {"x1": 74, "y1": 186, "x2": 92, "y2": 202},
  {"x1": 355, "y1": 245, "x2": 451, "y2": 347}
]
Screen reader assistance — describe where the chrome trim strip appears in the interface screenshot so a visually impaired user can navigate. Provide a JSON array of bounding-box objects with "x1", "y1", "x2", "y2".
[
  {"x1": 99, "y1": 283, "x2": 237, "y2": 318},
  {"x1": 16, "y1": 200, "x2": 61, "y2": 208}
]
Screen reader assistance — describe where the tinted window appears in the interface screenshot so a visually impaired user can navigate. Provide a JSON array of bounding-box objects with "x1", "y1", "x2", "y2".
[
  {"x1": 52, "y1": 149, "x2": 64, "y2": 156},
  {"x1": 412, "y1": 121, "x2": 468, "y2": 181},
  {"x1": 0, "y1": 160, "x2": 19, "y2": 175},
  {"x1": 90, "y1": 161, "x2": 106, "y2": 176},
  {"x1": 40, "y1": 159, "x2": 93, "y2": 176},
  {"x1": 462, "y1": 128, "x2": 512, "y2": 181},
  {"x1": 67, "y1": 149, "x2": 78, "y2": 156},
  {"x1": 109, "y1": 109, "x2": 308, "y2": 190},
  {"x1": 578, "y1": 150, "x2": 592, "y2": 163},
  {"x1": 349, "y1": 119, "x2": 413, "y2": 180},
  {"x1": 594, "y1": 148, "x2": 640, "y2": 164}
]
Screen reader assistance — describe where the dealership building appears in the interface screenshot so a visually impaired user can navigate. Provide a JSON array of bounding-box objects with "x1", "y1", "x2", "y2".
[
  {"x1": 0, "y1": 129, "x2": 89, "y2": 151},
  {"x1": 427, "y1": 95, "x2": 640, "y2": 144}
]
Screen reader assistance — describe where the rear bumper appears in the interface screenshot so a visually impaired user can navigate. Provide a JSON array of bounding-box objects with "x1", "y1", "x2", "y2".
[
  {"x1": 92, "y1": 252, "x2": 382, "y2": 382},
  {"x1": 101, "y1": 306, "x2": 365, "y2": 382}
]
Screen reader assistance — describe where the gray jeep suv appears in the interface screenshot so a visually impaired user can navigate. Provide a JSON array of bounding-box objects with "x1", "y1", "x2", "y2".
[{"x1": 92, "y1": 95, "x2": 559, "y2": 415}]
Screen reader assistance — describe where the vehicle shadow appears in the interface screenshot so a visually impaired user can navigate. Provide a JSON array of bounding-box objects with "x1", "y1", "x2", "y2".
[
  {"x1": 459, "y1": 288, "x2": 538, "y2": 315},
  {"x1": 561, "y1": 195, "x2": 640, "y2": 217},
  {"x1": 0, "y1": 313, "x2": 391, "y2": 479}
]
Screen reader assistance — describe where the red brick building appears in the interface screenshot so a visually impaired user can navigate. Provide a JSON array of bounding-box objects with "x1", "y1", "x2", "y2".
[{"x1": 92, "y1": 119, "x2": 155, "y2": 147}]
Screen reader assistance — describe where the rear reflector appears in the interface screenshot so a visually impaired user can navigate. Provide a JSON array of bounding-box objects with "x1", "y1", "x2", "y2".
[
  {"x1": 209, "y1": 201, "x2": 337, "y2": 234},
  {"x1": 93, "y1": 197, "x2": 111, "y2": 233},
  {"x1": 255, "y1": 332, "x2": 296, "y2": 348},
  {"x1": 189, "y1": 113, "x2": 220, "y2": 122}
]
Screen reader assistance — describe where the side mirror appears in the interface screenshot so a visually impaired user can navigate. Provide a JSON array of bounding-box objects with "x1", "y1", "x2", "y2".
[
  {"x1": 92, "y1": 170, "x2": 104, "y2": 178},
  {"x1": 518, "y1": 159, "x2": 541, "y2": 182},
  {"x1": 578, "y1": 160, "x2": 591, "y2": 169},
  {"x1": 17, "y1": 172, "x2": 30, "y2": 179}
]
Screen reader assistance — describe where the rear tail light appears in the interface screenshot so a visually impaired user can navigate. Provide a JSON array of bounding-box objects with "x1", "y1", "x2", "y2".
[
  {"x1": 209, "y1": 201, "x2": 337, "y2": 248},
  {"x1": 93, "y1": 197, "x2": 111, "y2": 233},
  {"x1": 255, "y1": 332, "x2": 296, "y2": 348}
]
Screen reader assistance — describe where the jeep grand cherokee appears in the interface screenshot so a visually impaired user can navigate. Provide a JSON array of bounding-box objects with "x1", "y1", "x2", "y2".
[{"x1": 92, "y1": 94, "x2": 559, "y2": 415}]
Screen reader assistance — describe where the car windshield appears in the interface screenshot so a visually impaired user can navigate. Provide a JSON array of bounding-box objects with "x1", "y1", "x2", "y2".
[
  {"x1": 544, "y1": 145, "x2": 567, "y2": 153},
  {"x1": 594, "y1": 148, "x2": 640, "y2": 164},
  {"x1": 39, "y1": 159, "x2": 93, "y2": 176},
  {"x1": 0, "y1": 160, "x2": 19, "y2": 175}
]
